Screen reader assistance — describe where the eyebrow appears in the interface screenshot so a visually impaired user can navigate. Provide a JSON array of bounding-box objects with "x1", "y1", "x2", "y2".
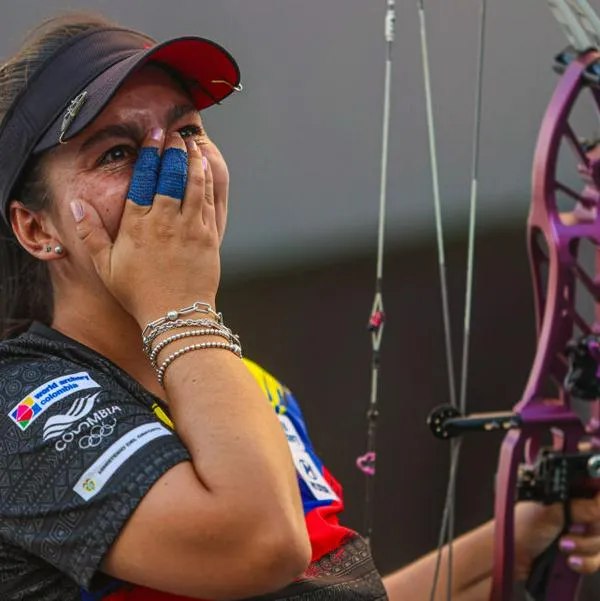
[{"x1": 78, "y1": 102, "x2": 199, "y2": 155}]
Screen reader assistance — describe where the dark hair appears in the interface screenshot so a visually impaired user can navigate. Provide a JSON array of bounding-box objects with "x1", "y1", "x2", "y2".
[{"x1": 0, "y1": 12, "x2": 117, "y2": 338}]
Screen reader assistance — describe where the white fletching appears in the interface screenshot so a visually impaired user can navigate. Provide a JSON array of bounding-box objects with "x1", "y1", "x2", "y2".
[
  {"x1": 566, "y1": 0, "x2": 600, "y2": 49},
  {"x1": 548, "y1": 0, "x2": 595, "y2": 51}
]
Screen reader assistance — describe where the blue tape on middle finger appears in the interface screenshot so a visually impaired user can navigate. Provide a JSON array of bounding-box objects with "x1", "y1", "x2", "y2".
[
  {"x1": 128, "y1": 147, "x2": 161, "y2": 206},
  {"x1": 156, "y1": 148, "x2": 188, "y2": 201}
]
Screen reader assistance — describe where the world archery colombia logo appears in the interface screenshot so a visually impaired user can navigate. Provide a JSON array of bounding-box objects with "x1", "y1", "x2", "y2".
[{"x1": 8, "y1": 372, "x2": 101, "y2": 431}]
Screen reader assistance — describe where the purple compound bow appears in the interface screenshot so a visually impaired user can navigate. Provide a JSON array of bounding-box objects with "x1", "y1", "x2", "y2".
[
  {"x1": 427, "y1": 3, "x2": 600, "y2": 598},
  {"x1": 357, "y1": 0, "x2": 600, "y2": 600}
]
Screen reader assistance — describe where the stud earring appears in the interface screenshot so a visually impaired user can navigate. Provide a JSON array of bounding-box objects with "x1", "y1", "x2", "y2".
[
  {"x1": 54, "y1": 245, "x2": 64, "y2": 255},
  {"x1": 45, "y1": 245, "x2": 52, "y2": 253}
]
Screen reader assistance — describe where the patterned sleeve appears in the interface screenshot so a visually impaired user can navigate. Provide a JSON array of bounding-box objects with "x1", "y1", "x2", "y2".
[{"x1": 0, "y1": 358, "x2": 191, "y2": 589}]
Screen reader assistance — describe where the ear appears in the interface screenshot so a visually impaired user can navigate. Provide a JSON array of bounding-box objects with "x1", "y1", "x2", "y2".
[{"x1": 9, "y1": 200, "x2": 64, "y2": 260}]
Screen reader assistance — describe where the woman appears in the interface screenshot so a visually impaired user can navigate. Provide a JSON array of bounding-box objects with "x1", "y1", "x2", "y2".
[{"x1": 0, "y1": 12, "x2": 598, "y2": 601}]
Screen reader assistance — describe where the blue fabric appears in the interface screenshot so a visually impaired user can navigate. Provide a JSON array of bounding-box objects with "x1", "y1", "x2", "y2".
[
  {"x1": 80, "y1": 578, "x2": 124, "y2": 599},
  {"x1": 127, "y1": 147, "x2": 161, "y2": 206},
  {"x1": 156, "y1": 148, "x2": 188, "y2": 201},
  {"x1": 279, "y1": 389, "x2": 337, "y2": 513}
]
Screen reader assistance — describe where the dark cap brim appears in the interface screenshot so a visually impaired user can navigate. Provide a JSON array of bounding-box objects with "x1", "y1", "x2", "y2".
[{"x1": 34, "y1": 36, "x2": 241, "y2": 153}]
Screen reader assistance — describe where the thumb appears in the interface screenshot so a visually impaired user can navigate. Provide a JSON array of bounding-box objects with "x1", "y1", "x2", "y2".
[{"x1": 69, "y1": 200, "x2": 112, "y2": 274}]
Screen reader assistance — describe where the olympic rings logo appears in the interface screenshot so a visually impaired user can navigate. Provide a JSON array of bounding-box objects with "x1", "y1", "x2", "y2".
[
  {"x1": 78, "y1": 419, "x2": 117, "y2": 449},
  {"x1": 54, "y1": 418, "x2": 117, "y2": 451}
]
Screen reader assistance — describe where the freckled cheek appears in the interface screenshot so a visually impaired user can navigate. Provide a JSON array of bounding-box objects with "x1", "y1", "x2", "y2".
[{"x1": 75, "y1": 173, "x2": 132, "y2": 239}]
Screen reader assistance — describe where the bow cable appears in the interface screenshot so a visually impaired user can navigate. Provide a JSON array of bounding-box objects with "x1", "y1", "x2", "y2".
[
  {"x1": 461, "y1": 0, "x2": 487, "y2": 421},
  {"x1": 417, "y1": 1, "x2": 458, "y2": 413},
  {"x1": 414, "y1": 1, "x2": 459, "y2": 598},
  {"x1": 357, "y1": 0, "x2": 396, "y2": 545},
  {"x1": 417, "y1": 0, "x2": 489, "y2": 599}
]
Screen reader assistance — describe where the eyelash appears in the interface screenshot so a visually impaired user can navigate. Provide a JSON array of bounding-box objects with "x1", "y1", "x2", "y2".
[{"x1": 97, "y1": 124, "x2": 207, "y2": 167}]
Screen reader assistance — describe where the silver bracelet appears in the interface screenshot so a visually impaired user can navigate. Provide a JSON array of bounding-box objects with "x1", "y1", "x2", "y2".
[
  {"x1": 149, "y1": 328, "x2": 235, "y2": 367},
  {"x1": 143, "y1": 318, "x2": 232, "y2": 350},
  {"x1": 142, "y1": 301, "x2": 222, "y2": 339},
  {"x1": 157, "y1": 341, "x2": 243, "y2": 387}
]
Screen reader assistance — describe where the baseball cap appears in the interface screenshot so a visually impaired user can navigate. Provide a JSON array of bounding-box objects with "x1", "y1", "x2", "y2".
[{"x1": 0, "y1": 26, "x2": 241, "y2": 223}]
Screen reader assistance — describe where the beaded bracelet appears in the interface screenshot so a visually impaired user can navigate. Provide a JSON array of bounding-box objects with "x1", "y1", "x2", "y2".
[
  {"x1": 157, "y1": 341, "x2": 243, "y2": 387},
  {"x1": 149, "y1": 328, "x2": 235, "y2": 367},
  {"x1": 142, "y1": 318, "x2": 237, "y2": 353}
]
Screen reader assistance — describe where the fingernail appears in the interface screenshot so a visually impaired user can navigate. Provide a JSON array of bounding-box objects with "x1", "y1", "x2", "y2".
[
  {"x1": 150, "y1": 127, "x2": 164, "y2": 142},
  {"x1": 569, "y1": 524, "x2": 586, "y2": 535},
  {"x1": 188, "y1": 139, "x2": 198, "y2": 152},
  {"x1": 568, "y1": 556, "x2": 583, "y2": 568},
  {"x1": 70, "y1": 201, "x2": 84, "y2": 223},
  {"x1": 560, "y1": 539, "x2": 576, "y2": 552},
  {"x1": 202, "y1": 156, "x2": 208, "y2": 171}
]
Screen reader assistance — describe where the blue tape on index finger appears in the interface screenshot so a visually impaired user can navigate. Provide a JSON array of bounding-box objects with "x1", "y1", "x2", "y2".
[
  {"x1": 156, "y1": 148, "x2": 188, "y2": 201},
  {"x1": 127, "y1": 147, "x2": 161, "y2": 206}
]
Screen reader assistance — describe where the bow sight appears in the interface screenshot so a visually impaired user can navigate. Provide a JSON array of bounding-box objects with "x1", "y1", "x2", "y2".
[
  {"x1": 427, "y1": 333, "x2": 600, "y2": 507},
  {"x1": 427, "y1": 402, "x2": 600, "y2": 505}
]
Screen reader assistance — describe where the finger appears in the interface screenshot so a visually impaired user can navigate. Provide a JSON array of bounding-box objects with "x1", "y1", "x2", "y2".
[
  {"x1": 153, "y1": 132, "x2": 188, "y2": 214},
  {"x1": 125, "y1": 128, "x2": 164, "y2": 210},
  {"x1": 565, "y1": 553, "x2": 600, "y2": 575},
  {"x1": 69, "y1": 200, "x2": 112, "y2": 276},
  {"x1": 201, "y1": 154, "x2": 217, "y2": 230},
  {"x1": 560, "y1": 533, "x2": 600, "y2": 557},
  {"x1": 181, "y1": 137, "x2": 205, "y2": 217}
]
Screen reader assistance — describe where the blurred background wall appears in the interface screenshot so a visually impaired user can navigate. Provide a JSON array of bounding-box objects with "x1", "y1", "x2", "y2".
[{"x1": 2, "y1": 0, "x2": 599, "y2": 597}]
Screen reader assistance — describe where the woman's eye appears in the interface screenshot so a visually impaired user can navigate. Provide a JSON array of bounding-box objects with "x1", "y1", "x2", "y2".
[
  {"x1": 179, "y1": 124, "x2": 206, "y2": 140},
  {"x1": 98, "y1": 145, "x2": 135, "y2": 166}
]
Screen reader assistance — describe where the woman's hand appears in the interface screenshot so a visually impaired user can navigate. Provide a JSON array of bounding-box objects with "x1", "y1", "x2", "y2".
[
  {"x1": 70, "y1": 128, "x2": 220, "y2": 325},
  {"x1": 514, "y1": 495, "x2": 600, "y2": 581}
]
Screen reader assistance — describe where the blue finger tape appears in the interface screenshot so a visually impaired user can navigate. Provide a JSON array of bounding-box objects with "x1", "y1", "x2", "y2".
[
  {"x1": 156, "y1": 148, "x2": 188, "y2": 201},
  {"x1": 128, "y1": 147, "x2": 161, "y2": 206}
]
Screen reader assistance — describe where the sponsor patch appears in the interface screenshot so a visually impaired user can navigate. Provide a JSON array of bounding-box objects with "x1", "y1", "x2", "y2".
[
  {"x1": 9, "y1": 372, "x2": 101, "y2": 431},
  {"x1": 73, "y1": 423, "x2": 172, "y2": 501},
  {"x1": 278, "y1": 414, "x2": 339, "y2": 502}
]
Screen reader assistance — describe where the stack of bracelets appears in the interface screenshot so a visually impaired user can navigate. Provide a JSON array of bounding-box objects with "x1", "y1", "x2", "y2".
[{"x1": 142, "y1": 301, "x2": 243, "y2": 387}]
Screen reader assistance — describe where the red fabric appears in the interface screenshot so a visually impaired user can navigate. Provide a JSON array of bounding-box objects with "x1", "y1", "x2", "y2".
[
  {"x1": 305, "y1": 466, "x2": 354, "y2": 562},
  {"x1": 106, "y1": 588, "x2": 192, "y2": 600}
]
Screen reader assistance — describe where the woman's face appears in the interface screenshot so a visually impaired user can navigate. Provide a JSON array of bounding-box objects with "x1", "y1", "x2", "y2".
[{"x1": 42, "y1": 64, "x2": 229, "y2": 250}]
